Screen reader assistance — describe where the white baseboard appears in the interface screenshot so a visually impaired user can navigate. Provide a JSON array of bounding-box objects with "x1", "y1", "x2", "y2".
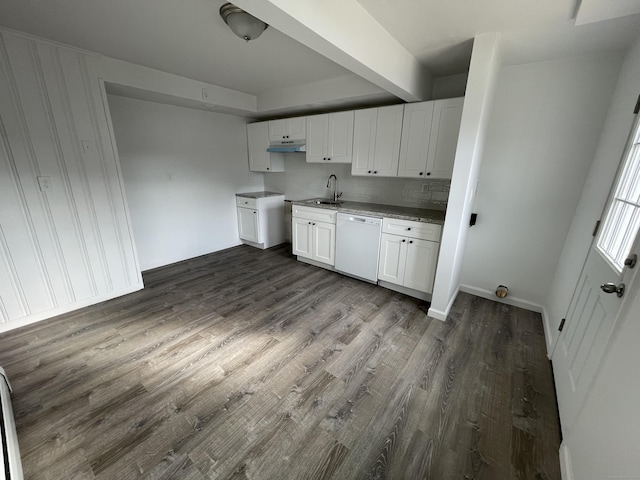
[
  {"x1": 0, "y1": 283, "x2": 144, "y2": 334},
  {"x1": 459, "y1": 284, "x2": 555, "y2": 356},
  {"x1": 427, "y1": 284, "x2": 460, "y2": 322},
  {"x1": 559, "y1": 443, "x2": 574, "y2": 480}
]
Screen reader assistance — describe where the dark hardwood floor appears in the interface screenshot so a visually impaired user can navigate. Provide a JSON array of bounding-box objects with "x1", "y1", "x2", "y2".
[{"x1": 0, "y1": 244, "x2": 561, "y2": 479}]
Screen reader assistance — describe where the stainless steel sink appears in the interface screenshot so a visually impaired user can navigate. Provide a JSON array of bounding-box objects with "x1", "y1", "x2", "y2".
[{"x1": 307, "y1": 199, "x2": 344, "y2": 205}]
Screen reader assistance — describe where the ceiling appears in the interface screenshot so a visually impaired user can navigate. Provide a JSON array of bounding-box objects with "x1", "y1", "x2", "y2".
[{"x1": 0, "y1": 0, "x2": 639, "y2": 113}]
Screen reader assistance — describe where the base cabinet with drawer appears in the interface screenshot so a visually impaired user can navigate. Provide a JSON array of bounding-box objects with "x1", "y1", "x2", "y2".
[
  {"x1": 292, "y1": 205, "x2": 337, "y2": 265},
  {"x1": 236, "y1": 194, "x2": 285, "y2": 249},
  {"x1": 378, "y1": 218, "x2": 441, "y2": 294}
]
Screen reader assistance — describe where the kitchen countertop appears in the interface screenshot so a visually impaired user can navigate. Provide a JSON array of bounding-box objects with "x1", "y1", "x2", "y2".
[
  {"x1": 290, "y1": 198, "x2": 446, "y2": 225},
  {"x1": 236, "y1": 191, "x2": 284, "y2": 199}
]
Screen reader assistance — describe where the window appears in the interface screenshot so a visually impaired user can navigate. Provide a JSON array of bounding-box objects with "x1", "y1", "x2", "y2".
[{"x1": 597, "y1": 116, "x2": 640, "y2": 272}]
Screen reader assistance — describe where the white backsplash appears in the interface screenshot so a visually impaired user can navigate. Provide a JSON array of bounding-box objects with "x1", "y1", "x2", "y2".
[{"x1": 263, "y1": 155, "x2": 449, "y2": 210}]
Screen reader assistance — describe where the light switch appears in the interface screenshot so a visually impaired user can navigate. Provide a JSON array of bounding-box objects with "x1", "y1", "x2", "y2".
[{"x1": 37, "y1": 176, "x2": 52, "y2": 192}]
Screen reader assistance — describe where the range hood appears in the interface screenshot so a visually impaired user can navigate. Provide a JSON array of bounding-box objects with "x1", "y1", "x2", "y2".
[
  {"x1": 267, "y1": 143, "x2": 306, "y2": 153},
  {"x1": 267, "y1": 136, "x2": 306, "y2": 153}
]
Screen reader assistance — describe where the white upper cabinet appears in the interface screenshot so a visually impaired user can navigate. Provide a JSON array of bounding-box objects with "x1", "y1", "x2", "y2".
[
  {"x1": 247, "y1": 122, "x2": 284, "y2": 172},
  {"x1": 268, "y1": 117, "x2": 306, "y2": 143},
  {"x1": 397, "y1": 102, "x2": 434, "y2": 178},
  {"x1": 397, "y1": 97, "x2": 463, "y2": 179},
  {"x1": 306, "y1": 111, "x2": 354, "y2": 164},
  {"x1": 428, "y1": 97, "x2": 464, "y2": 178},
  {"x1": 352, "y1": 105, "x2": 404, "y2": 176}
]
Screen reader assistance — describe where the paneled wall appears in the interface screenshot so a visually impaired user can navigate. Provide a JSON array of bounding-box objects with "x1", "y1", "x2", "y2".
[{"x1": 0, "y1": 31, "x2": 141, "y2": 332}]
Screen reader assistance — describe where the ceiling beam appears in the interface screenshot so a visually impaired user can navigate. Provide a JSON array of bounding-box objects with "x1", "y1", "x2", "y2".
[{"x1": 233, "y1": 0, "x2": 433, "y2": 102}]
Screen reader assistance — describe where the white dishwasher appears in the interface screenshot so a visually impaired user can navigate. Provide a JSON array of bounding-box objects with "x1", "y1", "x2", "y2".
[{"x1": 335, "y1": 213, "x2": 382, "y2": 283}]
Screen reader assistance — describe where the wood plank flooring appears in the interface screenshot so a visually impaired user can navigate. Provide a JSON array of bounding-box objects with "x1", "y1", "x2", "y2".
[{"x1": 0, "y1": 244, "x2": 561, "y2": 479}]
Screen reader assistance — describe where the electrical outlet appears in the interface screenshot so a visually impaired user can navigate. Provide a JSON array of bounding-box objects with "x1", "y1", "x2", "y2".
[
  {"x1": 201, "y1": 88, "x2": 208, "y2": 100},
  {"x1": 81, "y1": 140, "x2": 92, "y2": 154},
  {"x1": 421, "y1": 183, "x2": 428, "y2": 192},
  {"x1": 37, "y1": 176, "x2": 51, "y2": 192}
]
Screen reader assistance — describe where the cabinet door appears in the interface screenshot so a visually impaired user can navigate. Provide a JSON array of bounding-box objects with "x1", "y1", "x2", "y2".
[
  {"x1": 378, "y1": 233, "x2": 407, "y2": 285},
  {"x1": 306, "y1": 114, "x2": 328, "y2": 163},
  {"x1": 372, "y1": 104, "x2": 403, "y2": 176},
  {"x1": 312, "y1": 221, "x2": 336, "y2": 265},
  {"x1": 404, "y1": 238, "x2": 439, "y2": 293},
  {"x1": 427, "y1": 97, "x2": 464, "y2": 179},
  {"x1": 268, "y1": 119, "x2": 287, "y2": 142},
  {"x1": 292, "y1": 218, "x2": 313, "y2": 259},
  {"x1": 238, "y1": 207, "x2": 260, "y2": 243},
  {"x1": 326, "y1": 111, "x2": 354, "y2": 163},
  {"x1": 351, "y1": 108, "x2": 377, "y2": 175},
  {"x1": 287, "y1": 117, "x2": 306, "y2": 140},
  {"x1": 247, "y1": 122, "x2": 271, "y2": 172},
  {"x1": 397, "y1": 101, "x2": 434, "y2": 178}
]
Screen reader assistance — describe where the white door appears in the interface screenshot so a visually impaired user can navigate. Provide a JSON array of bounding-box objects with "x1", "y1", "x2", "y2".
[
  {"x1": 326, "y1": 111, "x2": 354, "y2": 163},
  {"x1": 237, "y1": 207, "x2": 259, "y2": 243},
  {"x1": 372, "y1": 105, "x2": 403, "y2": 176},
  {"x1": 247, "y1": 122, "x2": 270, "y2": 172},
  {"x1": 404, "y1": 238, "x2": 439, "y2": 293},
  {"x1": 352, "y1": 108, "x2": 377, "y2": 175},
  {"x1": 552, "y1": 115, "x2": 640, "y2": 434},
  {"x1": 378, "y1": 233, "x2": 406, "y2": 285},
  {"x1": 286, "y1": 117, "x2": 306, "y2": 140},
  {"x1": 306, "y1": 114, "x2": 328, "y2": 163},
  {"x1": 268, "y1": 119, "x2": 287, "y2": 142},
  {"x1": 427, "y1": 97, "x2": 464, "y2": 178},
  {"x1": 312, "y1": 221, "x2": 336, "y2": 265},
  {"x1": 292, "y1": 218, "x2": 313, "y2": 259},
  {"x1": 397, "y1": 101, "x2": 434, "y2": 178}
]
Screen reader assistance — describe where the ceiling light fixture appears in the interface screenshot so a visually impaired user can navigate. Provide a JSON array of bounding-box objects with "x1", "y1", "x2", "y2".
[{"x1": 219, "y1": 3, "x2": 268, "y2": 42}]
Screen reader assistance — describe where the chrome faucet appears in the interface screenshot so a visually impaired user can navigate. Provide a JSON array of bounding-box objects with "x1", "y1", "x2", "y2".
[{"x1": 326, "y1": 174, "x2": 342, "y2": 202}]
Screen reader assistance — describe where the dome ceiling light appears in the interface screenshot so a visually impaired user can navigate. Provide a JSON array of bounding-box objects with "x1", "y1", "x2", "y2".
[{"x1": 219, "y1": 3, "x2": 268, "y2": 42}]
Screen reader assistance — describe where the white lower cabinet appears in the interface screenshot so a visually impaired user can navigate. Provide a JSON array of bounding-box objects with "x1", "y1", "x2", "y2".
[
  {"x1": 378, "y1": 218, "x2": 441, "y2": 295},
  {"x1": 236, "y1": 194, "x2": 285, "y2": 249},
  {"x1": 292, "y1": 206, "x2": 336, "y2": 265},
  {"x1": 237, "y1": 206, "x2": 259, "y2": 243}
]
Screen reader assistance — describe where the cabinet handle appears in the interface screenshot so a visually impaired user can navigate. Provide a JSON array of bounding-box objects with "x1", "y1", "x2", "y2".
[
  {"x1": 368, "y1": 170, "x2": 372, "y2": 174},
  {"x1": 253, "y1": 211, "x2": 257, "y2": 214},
  {"x1": 406, "y1": 227, "x2": 411, "y2": 231},
  {"x1": 402, "y1": 239, "x2": 406, "y2": 243},
  {"x1": 373, "y1": 171, "x2": 378, "y2": 174},
  {"x1": 426, "y1": 172, "x2": 431, "y2": 176},
  {"x1": 312, "y1": 223, "x2": 316, "y2": 225},
  {"x1": 308, "y1": 221, "x2": 311, "y2": 225},
  {"x1": 266, "y1": 167, "x2": 270, "y2": 170},
  {"x1": 409, "y1": 240, "x2": 413, "y2": 244},
  {"x1": 419, "y1": 172, "x2": 423, "y2": 176},
  {"x1": 323, "y1": 157, "x2": 327, "y2": 161},
  {"x1": 327, "y1": 157, "x2": 331, "y2": 161}
]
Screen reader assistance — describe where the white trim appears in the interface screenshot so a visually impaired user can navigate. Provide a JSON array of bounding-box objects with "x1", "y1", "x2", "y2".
[
  {"x1": 0, "y1": 282, "x2": 143, "y2": 334},
  {"x1": 559, "y1": 443, "x2": 575, "y2": 480},
  {"x1": 427, "y1": 284, "x2": 460, "y2": 321}
]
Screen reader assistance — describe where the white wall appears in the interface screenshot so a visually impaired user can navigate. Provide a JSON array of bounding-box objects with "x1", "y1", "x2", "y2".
[
  {"x1": 428, "y1": 33, "x2": 502, "y2": 321},
  {"x1": 263, "y1": 157, "x2": 449, "y2": 209},
  {"x1": 460, "y1": 53, "x2": 622, "y2": 326},
  {"x1": 108, "y1": 95, "x2": 264, "y2": 271}
]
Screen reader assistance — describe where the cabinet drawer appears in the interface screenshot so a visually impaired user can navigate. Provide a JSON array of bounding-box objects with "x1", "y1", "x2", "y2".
[
  {"x1": 292, "y1": 205, "x2": 337, "y2": 224},
  {"x1": 236, "y1": 196, "x2": 257, "y2": 208},
  {"x1": 382, "y1": 218, "x2": 441, "y2": 241}
]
